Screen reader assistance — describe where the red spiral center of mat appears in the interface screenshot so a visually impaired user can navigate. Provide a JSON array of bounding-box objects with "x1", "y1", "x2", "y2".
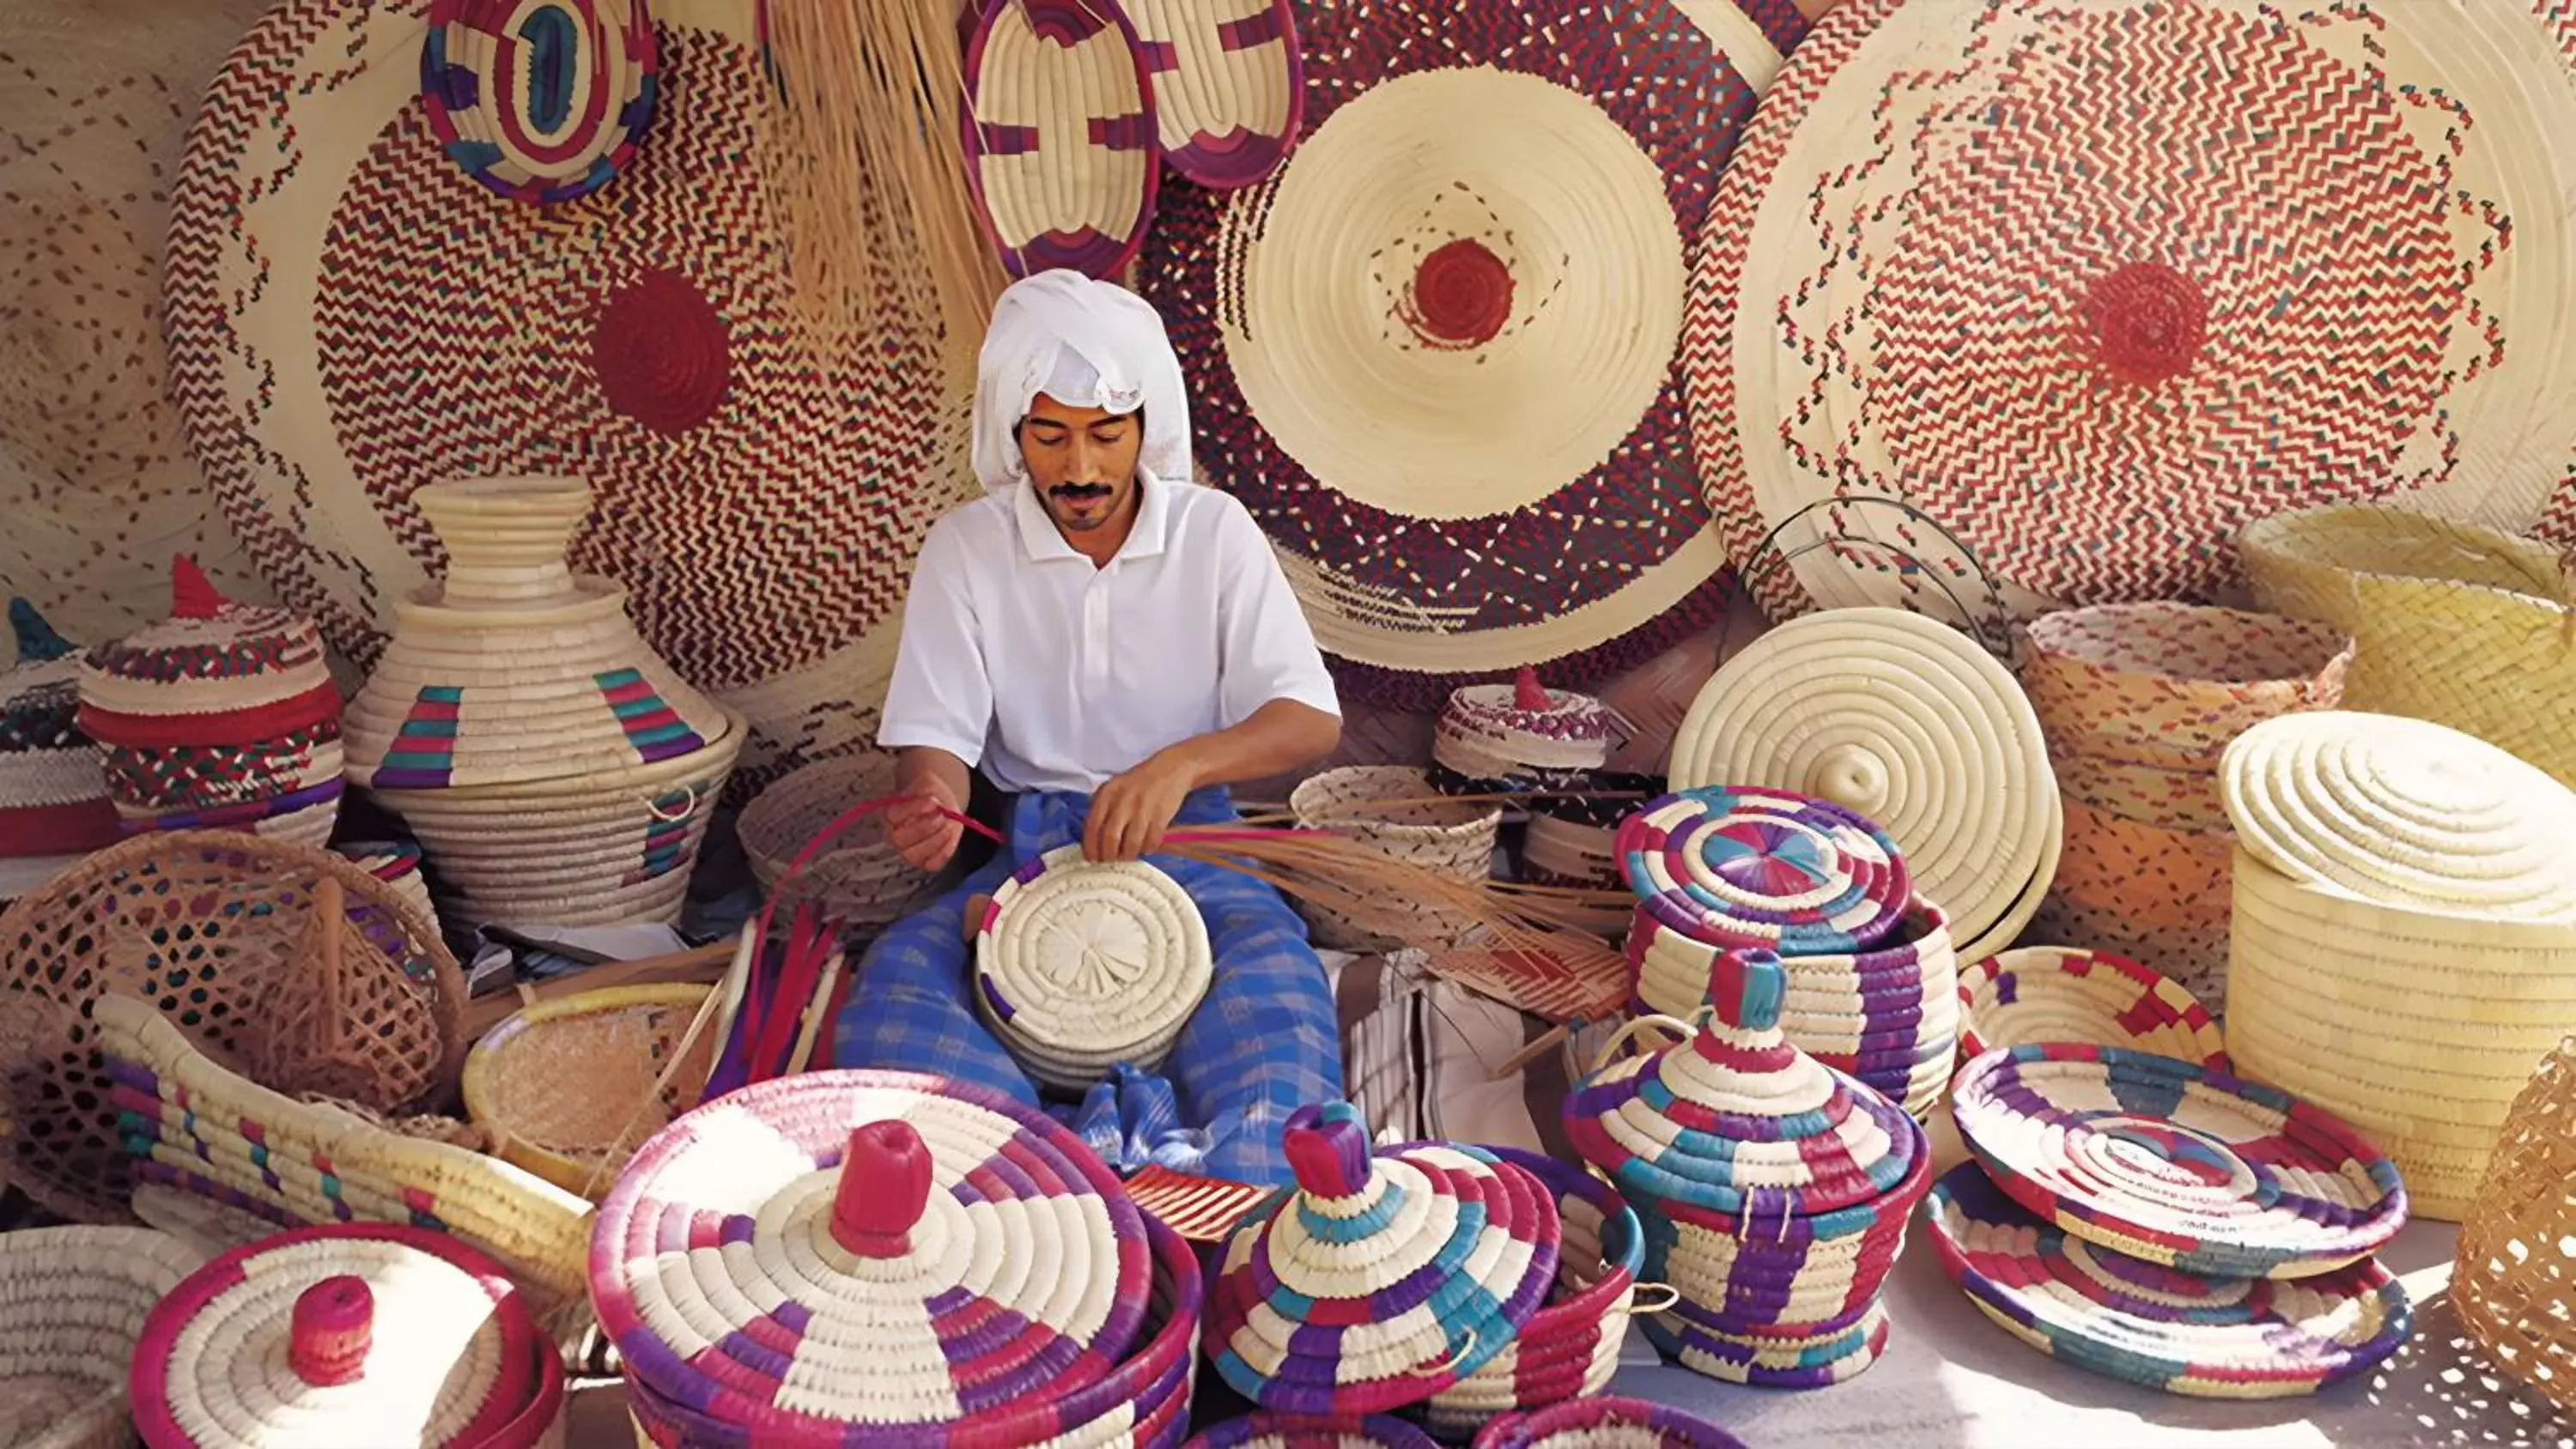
[
  {"x1": 1403, "y1": 238, "x2": 1514, "y2": 349},
  {"x1": 2079, "y1": 262, "x2": 2208, "y2": 386},
  {"x1": 590, "y1": 267, "x2": 732, "y2": 435},
  {"x1": 289, "y1": 1275, "x2": 375, "y2": 1387}
]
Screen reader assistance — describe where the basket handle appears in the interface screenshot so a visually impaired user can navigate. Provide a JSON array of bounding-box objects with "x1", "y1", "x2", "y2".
[
  {"x1": 1589, "y1": 1013, "x2": 1698, "y2": 1076},
  {"x1": 1620, "y1": 1282, "x2": 1683, "y2": 1317}
]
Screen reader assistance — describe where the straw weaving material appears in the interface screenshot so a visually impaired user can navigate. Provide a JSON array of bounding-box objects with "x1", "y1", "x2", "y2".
[
  {"x1": 0, "y1": 1226, "x2": 204, "y2": 1449},
  {"x1": 1959, "y1": 946, "x2": 2227, "y2": 1070},
  {"x1": 1125, "y1": 0, "x2": 1301, "y2": 188},
  {"x1": 1691, "y1": 0, "x2": 2576, "y2": 623},
  {"x1": 1288, "y1": 766, "x2": 1500, "y2": 951},
  {"x1": 974, "y1": 846, "x2": 1214, "y2": 1092},
  {"x1": 2452, "y1": 1037, "x2": 2576, "y2": 1417}
]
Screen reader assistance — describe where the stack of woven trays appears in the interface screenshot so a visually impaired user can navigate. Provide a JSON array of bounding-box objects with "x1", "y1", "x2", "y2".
[
  {"x1": 0, "y1": 1225, "x2": 205, "y2": 1449},
  {"x1": 0, "y1": 600, "x2": 119, "y2": 894},
  {"x1": 76, "y1": 556, "x2": 344, "y2": 851},
  {"x1": 2452, "y1": 1036, "x2": 2576, "y2": 1419},
  {"x1": 1204, "y1": 1101, "x2": 1563, "y2": 1422},
  {"x1": 128, "y1": 1222, "x2": 566, "y2": 1448},
  {"x1": 593, "y1": 1070, "x2": 1204, "y2": 1447},
  {"x1": 1930, "y1": 1043, "x2": 2412, "y2": 1397},
  {"x1": 1291, "y1": 765, "x2": 1500, "y2": 950},
  {"x1": 1432, "y1": 669, "x2": 1620, "y2": 794},
  {"x1": 2219, "y1": 710, "x2": 2576, "y2": 1220},
  {"x1": 973, "y1": 845, "x2": 1214, "y2": 1093},
  {"x1": 1564, "y1": 950, "x2": 1933, "y2": 1387},
  {"x1": 343, "y1": 477, "x2": 743, "y2": 929},
  {"x1": 1619, "y1": 785, "x2": 1957, "y2": 1119},
  {"x1": 734, "y1": 752, "x2": 936, "y2": 932},
  {"x1": 2016, "y1": 602, "x2": 2353, "y2": 1009},
  {"x1": 2242, "y1": 503, "x2": 2576, "y2": 791}
]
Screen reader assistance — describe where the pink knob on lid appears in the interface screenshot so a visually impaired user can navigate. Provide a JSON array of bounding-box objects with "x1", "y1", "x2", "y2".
[
  {"x1": 831, "y1": 1119, "x2": 934, "y2": 1258},
  {"x1": 288, "y1": 1276, "x2": 374, "y2": 1388},
  {"x1": 1511, "y1": 666, "x2": 1552, "y2": 713}
]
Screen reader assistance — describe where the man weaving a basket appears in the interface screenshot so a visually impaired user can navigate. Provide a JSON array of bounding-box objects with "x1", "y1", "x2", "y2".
[{"x1": 829, "y1": 269, "x2": 1347, "y2": 1187}]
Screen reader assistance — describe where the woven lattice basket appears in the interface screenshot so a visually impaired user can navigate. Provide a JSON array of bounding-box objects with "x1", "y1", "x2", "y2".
[
  {"x1": 0, "y1": 831, "x2": 463, "y2": 1224},
  {"x1": 2453, "y1": 1036, "x2": 2576, "y2": 1416},
  {"x1": 461, "y1": 985, "x2": 718, "y2": 1198},
  {"x1": 2239, "y1": 505, "x2": 2576, "y2": 789},
  {"x1": 1289, "y1": 765, "x2": 1500, "y2": 950},
  {"x1": 734, "y1": 752, "x2": 936, "y2": 930},
  {"x1": 0, "y1": 1226, "x2": 205, "y2": 1449}
]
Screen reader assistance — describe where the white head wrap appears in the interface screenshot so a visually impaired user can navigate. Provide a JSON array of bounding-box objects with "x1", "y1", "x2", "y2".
[{"x1": 970, "y1": 269, "x2": 1193, "y2": 492}]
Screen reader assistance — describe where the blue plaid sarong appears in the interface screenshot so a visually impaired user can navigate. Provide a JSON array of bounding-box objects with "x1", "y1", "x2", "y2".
[{"x1": 826, "y1": 788, "x2": 1344, "y2": 1186}]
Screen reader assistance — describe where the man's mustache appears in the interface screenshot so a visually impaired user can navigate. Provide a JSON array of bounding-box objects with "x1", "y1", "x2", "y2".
[{"x1": 1052, "y1": 483, "x2": 1113, "y2": 500}]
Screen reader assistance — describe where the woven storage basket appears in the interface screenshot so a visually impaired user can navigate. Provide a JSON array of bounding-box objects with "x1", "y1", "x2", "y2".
[
  {"x1": 0, "y1": 1226, "x2": 204, "y2": 1449},
  {"x1": 1420, "y1": 1145, "x2": 1652, "y2": 1435},
  {"x1": 973, "y1": 846, "x2": 1214, "y2": 1094},
  {"x1": 1186, "y1": 1417, "x2": 1440, "y2": 1449},
  {"x1": 1289, "y1": 766, "x2": 1501, "y2": 950},
  {"x1": 130, "y1": 1222, "x2": 565, "y2": 1449},
  {"x1": 2017, "y1": 603, "x2": 2353, "y2": 769},
  {"x1": 2034, "y1": 797, "x2": 2235, "y2": 1009},
  {"x1": 461, "y1": 985, "x2": 718, "y2": 1198},
  {"x1": 1205, "y1": 1102, "x2": 1559, "y2": 1418},
  {"x1": 2452, "y1": 1037, "x2": 2576, "y2": 1416},
  {"x1": 1473, "y1": 1397, "x2": 1748, "y2": 1449},
  {"x1": 2239, "y1": 505, "x2": 2576, "y2": 788},
  {"x1": 0, "y1": 831, "x2": 462, "y2": 1224},
  {"x1": 96, "y1": 994, "x2": 594, "y2": 1320},
  {"x1": 734, "y1": 752, "x2": 936, "y2": 931},
  {"x1": 1959, "y1": 947, "x2": 2227, "y2": 1069},
  {"x1": 0, "y1": 600, "x2": 119, "y2": 861},
  {"x1": 1435, "y1": 670, "x2": 1619, "y2": 784}
]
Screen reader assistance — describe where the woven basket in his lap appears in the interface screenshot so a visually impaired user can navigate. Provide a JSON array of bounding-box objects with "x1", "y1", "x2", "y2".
[
  {"x1": 0, "y1": 831, "x2": 463, "y2": 1223},
  {"x1": 0, "y1": 1226, "x2": 204, "y2": 1449},
  {"x1": 2453, "y1": 1037, "x2": 2576, "y2": 1415},
  {"x1": 733, "y1": 753, "x2": 935, "y2": 930},
  {"x1": 462, "y1": 985, "x2": 717, "y2": 1197}
]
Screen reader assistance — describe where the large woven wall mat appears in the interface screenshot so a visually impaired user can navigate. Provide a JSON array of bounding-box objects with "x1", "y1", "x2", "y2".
[
  {"x1": 2239, "y1": 506, "x2": 2576, "y2": 791},
  {"x1": 733, "y1": 751, "x2": 936, "y2": 928},
  {"x1": 1668, "y1": 607, "x2": 2061, "y2": 963},
  {"x1": 460, "y1": 984, "x2": 715, "y2": 1197},
  {"x1": 2452, "y1": 1037, "x2": 2576, "y2": 1417},
  {"x1": 963, "y1": 0, "x2": 1159, "y2": 277},
  {"x1": 0, "y1": 0, "x2": 269, "y2": 646},
  {"x1": 0, "y1": 833, "x2": 463, "y2": 1225},
  {"x1": 0, "y1": 1226, "x2": 204, "y2": 1449},
  {"x1": 2017, "y1": 603, "x2": 2353, "y2": 769},
  {"x1": 1135, "y1": 0, "x2": 1822, "y2": 702},
  {"x1": 1927, "y1": 1162, "x2": 2409, "y2": 1399},
  {"x1": 1950, "y1": 1043, "x2": 2407, "y2": 1280},
  {"x1": 97, "y1": 995, "x2": 595, "y2": 1319},
  {"x1": 421, "y1": 0, "x2": 660, "y2": 204},
  {"x1": 1689, "y1": 0, "x2": 2576, "y2": 625},
  {"x1": 1126, "y1": 0, "x2": 1301, "y2": 189},
  {"x1": 2224, "y1": 850, "x2": 2576, "y2": 1222},
  {"x1": 161, "y1": 0, "x2": 974, "y2": 790},
  {"x1": 1959, "y1": 946, "x2": 2227, "y2": 1070},
  {"x1": 974, "y1": 846, "x2": 1214, "y2": 1093}
]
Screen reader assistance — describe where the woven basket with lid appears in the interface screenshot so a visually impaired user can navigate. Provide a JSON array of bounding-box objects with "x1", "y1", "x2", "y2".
[
  {"x1": 130, "y1": 1222, "x2": 564, "y2": 1448},
  {"x1": 1290, "y1": 766, "x2": 1500, "y2": 950},
  {"x1": 2239, "y1": 504, "x2": 2576, "y2": 790},
  {"x1": 974, "y1": 846, "x2": 1214, "y2": 1094},
  {"x1": 2452, "y1": 1036, "x2": 2576, "y2": 1417},
  {"x1": 0, "y1": 600, "x2": 118, "y2": 861},
  {"x1": 1434, "y1": 669, "x2": 1619, "y2": 785},
  {"x1": 0, "y1": 1226, "x2": 204, "y2": 1449},
  {"x1": 1473, "y1": 1397, "x2": 1747, "y2": 1449}
]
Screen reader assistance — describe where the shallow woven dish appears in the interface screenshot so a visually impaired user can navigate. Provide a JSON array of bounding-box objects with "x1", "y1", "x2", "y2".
[
  {"x1": 1928, "y1": 1161, "x2": 2409, "y2": 1398},
  {"x1": 2242, "y1": 506, "x2": 2576, "y2": 790},
  {"x1": 2452, "y1": 1036, "x2": 2576, "y2": 1416},
  {"x1": 2040, "y1": 797, "x2": 2235, "y2": 1009},
  {"x1": 1641, "y1": 1298, "x2": 1893, "y2": 1391},
  {"x1": 1952, "y1": 1042, "x2": 2408, "y2": 1279},
  {"x1": 735, "y1": 751, "x2": 936, "y2": 929},
  {"x1": 1204, "y1": 1101, "x2": 1559, "y2": 1418},
  {"x1": 1619, "y1": 785, "x2": 1911, "y2": 955},
  {"x1": 975, "y1": 846, "x2": 1214, "y2": 1093},
  {"x1": 421, "y1": 0, "x2": 659, "y2": 205},
  {"x1": 1290, "y1": 765, "x2": 1501, "y2": 950},
  {"x1": 0, "y1": 832, "x2": 462, "y2": 1224},
  {"x1": 1187, "y1": 1416, "x2": 1440, "y2": 1449},
  {"x1": 2017, "y1": 603, "x2": 2354, "y2": 768},
  {"x1": 1473, "y1": 1395, "x2": 1749, "y2": 1449},
  {"x1": 1668, "y1": 608, "x2": 2061, "y2": 964},
  {"x1": 1124, "y1": 0, "x2": 1302, "y2": 189},
  {"x1": 1959, "y1": 947, "x2": 2227, "y2": 1069},
  {"x1": 963, "y1": 0, "x2": 1158, "y2": 277},
  {"x1": 461, "y1": 984, "x2": 715, "y2": 1197},
  {"x1": 2224, "y1": 848, "x2": 2576, "y2": 1222},
  {"x1": 0, "y1": 1226, "x2": 204, "y2": 1449},
  {"x1": 131, "y1": 1222, "x2": 564, "y2": 1449}
]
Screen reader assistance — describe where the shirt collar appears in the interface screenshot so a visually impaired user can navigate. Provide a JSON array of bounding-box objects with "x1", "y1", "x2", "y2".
[{"x1": 1012, "y1": 467, "x2": 1175, "y2": 564}]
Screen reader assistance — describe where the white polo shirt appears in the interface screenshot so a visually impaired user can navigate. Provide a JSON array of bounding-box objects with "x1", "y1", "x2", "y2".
[{"x1": 878, "y1": 470, "x2": 1342, "y2": 795}]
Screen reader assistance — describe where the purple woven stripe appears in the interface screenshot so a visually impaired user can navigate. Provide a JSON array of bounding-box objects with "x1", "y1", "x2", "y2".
[
  {"x1": 635, "y1": 734, "x2": 704, "y2": 764},
  {"x1": 772, "y1": 1299, "x2": 813, "y2": 1336},
  {"x1": 719, "y1": 1329, "x2": 793, "y2": 1381},
  {"x1": 1137, "y1": 39, "x2": 1179, "y2": 70},
  {"x1": 1090, "y1": 112, "x2": 1153, "y2": 151},
  {"x1": 1023, "y1": 0, "x2": 1110, "y2": 45},
  {"x1": 720, "y1": 1213, "x2": 758, "y2": 1246},
  {"x1": 106, "y1": 1060, "x2": 161, "y2": 1094},
  {"x1": 977, "y1": 121, "x2": 1042, "y2": 157},
  {"x1": 1218, "y1": 9, "x2": 1284, "y2": 48}
]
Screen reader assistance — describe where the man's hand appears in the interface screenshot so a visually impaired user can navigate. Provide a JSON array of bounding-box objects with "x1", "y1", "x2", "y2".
[
  {"x1": 1084, "y1": 748, "x2": 1201, "y2": 863},
  {"x1": 887, "y1": 766, "x2": 969, "y2": 874}
]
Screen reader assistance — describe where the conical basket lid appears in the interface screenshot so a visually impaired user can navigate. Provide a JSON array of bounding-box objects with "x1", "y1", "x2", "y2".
[
  {"x1": 77, "y1": 558, "x2": 339, "y2": 746},
  {"x1": 1564, "y1": 949, "x2": 1925, "y2": 1228},
  {"x1": 2221, "y1": 711, "x2": 2576, "y2": 920},
  {"x1": 343, "y1": 478, "x2": 732, "y2": 790},
  {"x1": 1619, "y1": 786, "x2": 1911, "y2": 953},
  {"x1": 1203, "y1": 1102, "x2": 1560, "y2": 1419}
]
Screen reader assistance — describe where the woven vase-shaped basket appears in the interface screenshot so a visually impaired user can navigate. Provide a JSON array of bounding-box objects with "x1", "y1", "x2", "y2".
[
  {"x1": 2032, "y1": 797, "x2": 2235, "y2": 1009},
  {"x1": 1473, "y1": 1397, "x2": 1749, "y2": 1449},
  {"x1": 1290, "y1": 766, "x2": 1500, "y2": 950},
  {"x1": 130, "y1": 1223, "x2": 566, "y2": 1449},
  {"x1": 2018, "y1": 603, "x2": 2354, "y2": 770},
  {"x1": 1564, "y1": 950, "x2": 1931, "y2": 1387},
  {"x1": 734, "y1": 752, "x2": 936, "y2": 931},
  {"x1": 2239, "y1": 505, "x2": 2576, "y2": 789},
  {"x1": 1959, "y1": 946, "x2": 2227, "y2": 1070},
  {"x1": 96, "y1": 994, "x2": 594, "y2": 1321},
  {"x1": 2453, "y1": 1037, "x2": 2576, "y2": 1416},
  {"x1": 1420, "y1": 1146, "x2": 1651, "y2": 1436},
  {"x1": 973, "y1": 846, "x2": 1214, "y2": 1094},
  {"x1": 0, "y1": 1227, "x2": 204, "y2": 1449},
  {"x1": 1206, "y1": 1102, "x2": 1560, "y2": 1418},
  {"x1": 0, "y1": 832, "x2": 462, "y2": 1224},
  {"x1": 461, "y1": 985, "x2": 718, "y2": 1199}
]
